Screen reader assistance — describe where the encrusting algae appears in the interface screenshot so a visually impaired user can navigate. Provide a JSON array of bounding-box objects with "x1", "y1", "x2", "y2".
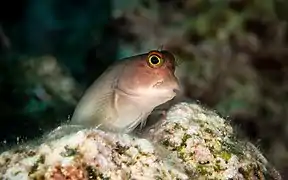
[
  {"x1": 0, "y1": 102, "x2": 282, "y2": 179},
  {"x1": 144, "y1": 102, "x2": 282, "y2": 180}
]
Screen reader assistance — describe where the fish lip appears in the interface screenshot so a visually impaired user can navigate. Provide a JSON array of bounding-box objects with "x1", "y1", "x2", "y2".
[{"x1": 173, "y1": 88, "x2": 181, "y2": 95}]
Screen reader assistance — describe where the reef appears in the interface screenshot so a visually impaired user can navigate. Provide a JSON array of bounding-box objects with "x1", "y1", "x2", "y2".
[{"x1": 0, "y1": 102, "x2": 281, "y2": 180}]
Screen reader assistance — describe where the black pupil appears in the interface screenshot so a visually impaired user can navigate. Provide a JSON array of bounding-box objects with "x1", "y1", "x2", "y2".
[{"x1": 150, "y1": 56, "x2": 160, "y2": 64}]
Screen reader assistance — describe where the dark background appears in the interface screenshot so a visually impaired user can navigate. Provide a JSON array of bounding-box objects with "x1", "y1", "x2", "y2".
[{"x1": 0, "y1": 0, "x2": 288, "y2": 178}]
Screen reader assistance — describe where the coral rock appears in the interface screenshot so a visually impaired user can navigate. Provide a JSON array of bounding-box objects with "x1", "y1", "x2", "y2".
[{"x1": 0, "y1": 102, "x2": 282, "y2": 179}]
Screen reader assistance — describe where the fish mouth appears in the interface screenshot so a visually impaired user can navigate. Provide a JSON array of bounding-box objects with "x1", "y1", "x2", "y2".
[{"x1": 173, "y1": 88, "x2": 181, "y2": 96}]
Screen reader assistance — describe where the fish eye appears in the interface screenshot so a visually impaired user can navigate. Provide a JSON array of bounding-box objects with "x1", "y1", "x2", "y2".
[
  {"x1": 149, "y1": 55, "x2": 160, "y2": 65},
  {"x1": 147, "y1": 51, "x2": 164, "y2": 67}
]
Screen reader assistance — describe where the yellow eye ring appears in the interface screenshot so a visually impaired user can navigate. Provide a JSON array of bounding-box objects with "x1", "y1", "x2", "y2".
[{"x1": 147, "y1": 51, "x2": 164, "y2": 67}]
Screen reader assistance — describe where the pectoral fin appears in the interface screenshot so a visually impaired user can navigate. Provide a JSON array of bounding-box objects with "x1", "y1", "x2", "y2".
[{"x1": 125, "y1": 113, "x2": 145, "y2": 133}]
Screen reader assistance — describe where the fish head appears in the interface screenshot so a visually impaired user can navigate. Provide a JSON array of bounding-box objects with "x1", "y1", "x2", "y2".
[{"x1": 117, "y1": 50, "x2": 181, "y2": 105}]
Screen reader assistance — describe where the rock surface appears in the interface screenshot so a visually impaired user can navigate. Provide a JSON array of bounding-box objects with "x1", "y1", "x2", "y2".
[{"x1": 0, "y1": 102, "x2": 282, "y2": 180}]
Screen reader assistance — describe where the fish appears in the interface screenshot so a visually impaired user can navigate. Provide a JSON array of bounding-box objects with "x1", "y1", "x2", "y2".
[{"x1": 70, "y1": 50, "x2": 180, "y2": 133}]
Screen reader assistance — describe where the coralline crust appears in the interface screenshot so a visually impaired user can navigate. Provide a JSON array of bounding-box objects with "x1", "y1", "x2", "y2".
[{"x1": 0, "y1": 102, "x2": 282, "y2": 180}]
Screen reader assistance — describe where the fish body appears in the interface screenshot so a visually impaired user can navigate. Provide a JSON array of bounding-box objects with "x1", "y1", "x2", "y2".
[{"x1": 71, "y1": 50, "x2": 180, "y2": 133}]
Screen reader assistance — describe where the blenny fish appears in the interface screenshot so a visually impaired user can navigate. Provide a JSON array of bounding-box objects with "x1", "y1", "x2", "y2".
[{"x1": 71, "y1": 50, "x2": 180, "y2": 133}]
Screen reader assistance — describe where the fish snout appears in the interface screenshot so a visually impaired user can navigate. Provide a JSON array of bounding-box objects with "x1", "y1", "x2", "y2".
[
  {"x1": 173, "y1": 88, "x2": 181, "y2": 95},
  {"x1": 172, "y1": 83, "x2": 184, "y2": 97},
  {"x1": 159, "y1": 72, "x2": 182, "y2": 97},
  {"x1": 170, "y1": 78, "x2": 182, "y2": 97}
]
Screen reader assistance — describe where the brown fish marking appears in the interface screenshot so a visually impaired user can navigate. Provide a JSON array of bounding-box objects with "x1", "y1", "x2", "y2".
[{"x1": 71, "y1": 50, "x2": 180, "y2": 133}]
